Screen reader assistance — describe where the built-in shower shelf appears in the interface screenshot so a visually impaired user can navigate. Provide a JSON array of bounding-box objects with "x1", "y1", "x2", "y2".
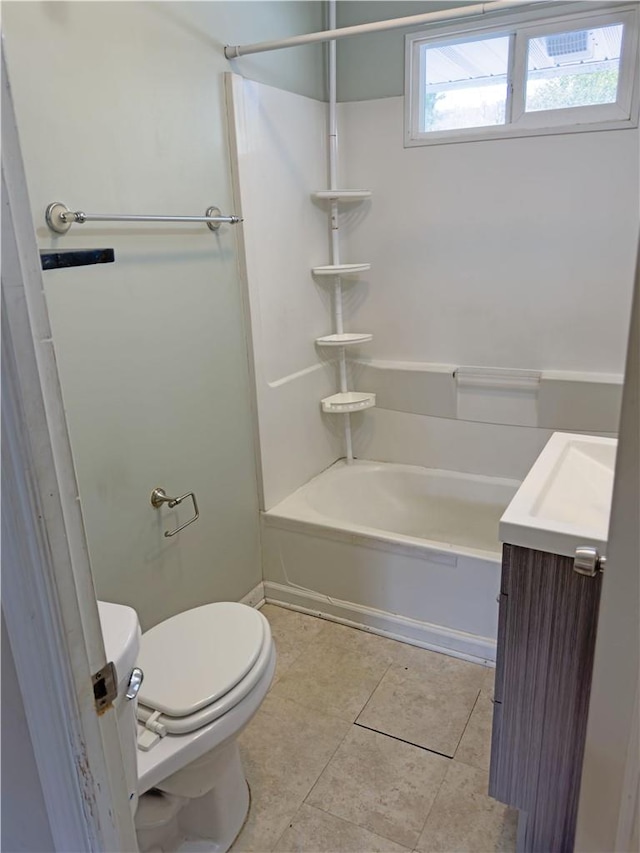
[
  {"x1": 316, "y1": 333, "x2": 373, "y2": 347},
  {"x1": 312, "y1": 190, "x2": 372, "y2": 201},
  {"x1": 321, "y1": 391, "x2": 376, "y2": 413},
  {"x1": 312, "y1": 263, "x2": 371, "y2": 277}
]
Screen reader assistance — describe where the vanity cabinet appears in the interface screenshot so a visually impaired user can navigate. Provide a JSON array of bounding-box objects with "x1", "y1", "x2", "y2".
[{"x1": 489, "y1": 544, "x2": 602, "y2": 853}]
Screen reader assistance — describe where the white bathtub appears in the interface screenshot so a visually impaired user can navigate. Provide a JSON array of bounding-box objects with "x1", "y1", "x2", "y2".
[{"x1": 261, "y1": 460, "x2": 520, "y2": 663}]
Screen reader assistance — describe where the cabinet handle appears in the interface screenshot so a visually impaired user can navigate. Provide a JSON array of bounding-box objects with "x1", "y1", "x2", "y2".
[{"x1": 574, "y1": 546, "x2": 607, "y2": 577}]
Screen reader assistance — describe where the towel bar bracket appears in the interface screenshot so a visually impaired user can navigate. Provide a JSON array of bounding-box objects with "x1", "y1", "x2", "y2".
[{"x1": 45, "y1": 202, "x2": 242, "y2": 234}]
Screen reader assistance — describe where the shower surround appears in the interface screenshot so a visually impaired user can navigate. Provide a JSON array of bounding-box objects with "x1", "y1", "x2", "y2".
[{"x1": 225, "y1": 71, "x2": 629, "y2": 659}]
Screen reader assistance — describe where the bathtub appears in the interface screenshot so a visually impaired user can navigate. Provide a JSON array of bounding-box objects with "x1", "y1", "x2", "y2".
[{"x1": 261, "y1": 460, "x2": 520, "y2": 663}]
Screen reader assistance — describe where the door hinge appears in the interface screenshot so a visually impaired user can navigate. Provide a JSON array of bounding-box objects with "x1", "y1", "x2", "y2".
[
  {"x1": 92, "y1": 661, "x2": 117, "y2": 713},
  {"x1": 574, "y1": 546, "x2": 607, "y2": 578}
]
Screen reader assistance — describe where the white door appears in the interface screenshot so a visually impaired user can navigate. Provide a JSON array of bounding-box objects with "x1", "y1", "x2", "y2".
[
  {"x1": 2, "y1": 49, "x2": 138, "y2": 852},
  {"x1": 575, "y1": 246, "x2": 640, "y2": 852}
]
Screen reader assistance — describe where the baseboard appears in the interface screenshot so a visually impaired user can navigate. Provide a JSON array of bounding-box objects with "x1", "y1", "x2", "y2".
[
  {"x1": 240, "y1": 581, "x2": 265, "y2": 609},
  {"x1": 263, "y1": 581, "x2": 496, "y2": 666}
]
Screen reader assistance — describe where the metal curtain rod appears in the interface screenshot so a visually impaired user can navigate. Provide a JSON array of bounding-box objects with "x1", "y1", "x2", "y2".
[
  {"x1": 224, "y1": 0, "x2": 534, "y2": 58},
  {"x1": 45, "y1": 202, "x2": 242, "y2": 234}
]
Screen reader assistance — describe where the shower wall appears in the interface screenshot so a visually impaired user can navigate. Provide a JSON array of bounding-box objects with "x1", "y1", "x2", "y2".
[
  {"x1": 2, "y1": 1, "x2": 325, "y2": 629},
  {"x1": 338, "y1": 98, "x2": 637, "y2": 372},
  {"x1": 227, "y1": 75, "x2": 343, "y2": 510},
  {"x1": 335, "y1": 4, "x2": 639, "y2": 476},
  {"x1": 229, "y1": 71, "x2": 637, "y2": 504}
]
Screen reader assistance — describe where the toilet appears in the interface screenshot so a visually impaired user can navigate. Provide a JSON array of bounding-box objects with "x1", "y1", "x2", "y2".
[{"x1": 98, "y1": 600, "x2": 276, "y2": 853}]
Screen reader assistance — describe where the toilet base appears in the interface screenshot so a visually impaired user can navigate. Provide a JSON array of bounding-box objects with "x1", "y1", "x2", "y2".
[
  {"x1": 136, "y1": 741, "x2": 250, "y2": 853},
  {"x1": 135, "y1": 791, "x2": 185, "y2": 852}
]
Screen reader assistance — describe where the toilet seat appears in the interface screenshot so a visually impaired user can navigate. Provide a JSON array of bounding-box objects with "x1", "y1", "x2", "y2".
[
  {"x1": 136, "y1": 638, "x2": 276, "y2": 796},
  {"x1": 137, "y1": 603, "x2": 271, "y2": 737}
]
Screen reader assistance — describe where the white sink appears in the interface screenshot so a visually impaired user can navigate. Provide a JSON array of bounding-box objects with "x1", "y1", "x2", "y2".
[{"x1": 500, "y1": 432, "x2": 617, "y2": 557}]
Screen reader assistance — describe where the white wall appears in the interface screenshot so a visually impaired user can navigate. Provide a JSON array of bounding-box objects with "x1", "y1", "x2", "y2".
[
  {"x1": 334, "y1": 3, "x2": 637, "y2": 471},
  {"x1": 2, "y1": 1, "x2": 325, "y2": 629},
  {"x1": 337, "y1": 95, "x2": 637, "y2": 466},
  {"x1": 227, "y1": 75, "x2": 344, "y2": 510},
  {"x1": 340, "y1": 96, "x2": 638, "y2": 371}
]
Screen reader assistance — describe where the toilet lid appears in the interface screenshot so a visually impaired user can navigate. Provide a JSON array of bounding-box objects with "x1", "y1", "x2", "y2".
[{"x1": 137, "y1": 602, "x2": 266, "y2": 718}]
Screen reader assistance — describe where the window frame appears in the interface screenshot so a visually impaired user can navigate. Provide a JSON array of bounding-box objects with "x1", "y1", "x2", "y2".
[{"x1": 405, "y1": 3, "x2": 639, "y2": 147}]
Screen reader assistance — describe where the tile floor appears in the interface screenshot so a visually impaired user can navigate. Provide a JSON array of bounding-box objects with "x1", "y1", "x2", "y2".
[{"x1": 231, "y1": 605, "x2": 517, "y2": 853}]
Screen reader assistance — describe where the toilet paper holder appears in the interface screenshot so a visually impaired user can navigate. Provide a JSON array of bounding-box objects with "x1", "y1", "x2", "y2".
[{"x1": 151, "y1": 487, "x2": 200, "y2": 537}]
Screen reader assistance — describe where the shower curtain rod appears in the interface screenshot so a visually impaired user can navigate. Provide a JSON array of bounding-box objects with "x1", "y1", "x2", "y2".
[{"x1": 224, "y1": 0, "x2": 537, "y2": 58}]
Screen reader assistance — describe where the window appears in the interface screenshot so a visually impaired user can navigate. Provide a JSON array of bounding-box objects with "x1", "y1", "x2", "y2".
[{"x1": 405, "y1": 5, "x2": 639, "y2": 145}]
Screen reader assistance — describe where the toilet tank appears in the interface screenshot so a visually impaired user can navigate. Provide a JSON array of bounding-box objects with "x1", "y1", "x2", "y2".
[{"x1": 98, "y1": 600, "x2": 141, "y2": 814}]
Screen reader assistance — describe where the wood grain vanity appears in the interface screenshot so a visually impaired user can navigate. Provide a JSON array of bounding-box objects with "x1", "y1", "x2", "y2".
[
  {"x1": 490, "y1": 433, "x2": 616, "y2": 852},
  {"x1": 489, "y1": 544, "x2": 602, "y2": 852}
]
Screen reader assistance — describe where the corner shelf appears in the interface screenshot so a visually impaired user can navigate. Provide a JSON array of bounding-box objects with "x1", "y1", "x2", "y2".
[
  {"x1": 312, "y1": 263, "x2": 370, "y2": 277},
  {"x1": 312, "y1": 185, "x2": 375, "y2": 434},
  {"x1": 321, "y1": 391, "x2": 376, "y2": 414},
  {"x1": 312, "y1": 190, "x2": 372, "y2": 202},
  {"x1": 316, "y1": 333, "x2": 373, "y2": 348}
]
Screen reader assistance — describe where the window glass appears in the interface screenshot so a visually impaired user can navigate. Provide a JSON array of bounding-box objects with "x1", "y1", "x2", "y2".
[
  {"x1": 407, "y1": 7, "x2": 638, "y2": 145},
  {"x1": 525, "y1": 24, "x2": 623, "y2": 112},
  {"x1": 422, "y1": 35, "x2": 511, "y2": 132}
]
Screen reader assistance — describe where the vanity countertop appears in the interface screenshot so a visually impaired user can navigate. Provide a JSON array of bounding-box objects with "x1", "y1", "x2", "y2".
[{"x1": 499, "y1": 432, "x2": 617, "y2": 558}]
